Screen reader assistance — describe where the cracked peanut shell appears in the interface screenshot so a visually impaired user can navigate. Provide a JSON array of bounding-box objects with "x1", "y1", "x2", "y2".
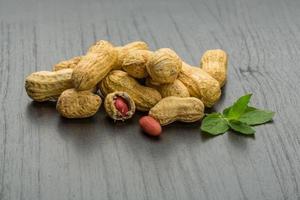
[
  {"x1": 104, "y1": 91, "x2": 136, "y2": 121},
  {"x1": 99, "y1": 70, "x2": 161, "y2": 111}
]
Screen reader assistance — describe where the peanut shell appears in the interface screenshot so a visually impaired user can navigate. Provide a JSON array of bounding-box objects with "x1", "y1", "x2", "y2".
[
  {"x1": 104, "y1": 91, "x2": 136, "y2": 121},
  {"x1": 72, "y1": 40, "x2": 118, "y2": 91},
  {"x1": 53, "y1": 56, "x2": 81, "y2": 71},
  {"x1": 25, "y1": 69, "x2": 73, "y2": 102},
  {"x1": 56, "y1": 89, "x2": 101, "y2": 118},
  {"x1": 122, "y1": 50, "x2": 152, "y2": 78},
  {"x1": 146, "y1": 48, "x2": 182, "y2": 84},
  {"x1": 178, "y1": 62, "x2": 221, "y2": 107},
  {"x1": 146, "y1": 79, "x2": 190, "y2": 98},
  {"x1": 200, "y1": 49, "x2": 228, "y2": 87},
  {"x1": 149, "y1": 96, "x2": 204, "y2": 126},
  {"x1": 114, "y1": 41, "x2": 149, "y2": 69},
  {"x1": 99, "y1": 70, "x2": 161, "y2": 111}
]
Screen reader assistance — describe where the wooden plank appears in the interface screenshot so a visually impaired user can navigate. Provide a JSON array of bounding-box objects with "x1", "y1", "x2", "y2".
[{"x1": 0, "y1": 0, "x2": 299, "y2": 199}]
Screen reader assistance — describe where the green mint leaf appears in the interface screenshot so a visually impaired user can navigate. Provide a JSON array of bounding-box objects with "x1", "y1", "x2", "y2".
[
  {"x1": 227, "y1": 94, "x2": 252, "y2": 119},
  {"x1": 201, "y1": 113, "x2": 229, "y2": 135},
  {"x1": 228, "y1": 120, "x2": 255, "y2": 135},
  {"x1": 245, "y1": 106, "x2": 257, "y2": 112},
  {"x1": 239, "y1": 109, "x2": 275, "y2": 125},
  {"x1": 223, "y1": 106, "x2": 256, "y2": 117},
  {"x1": 222, "y1": 106, "x2": 232, "y2": 116}
]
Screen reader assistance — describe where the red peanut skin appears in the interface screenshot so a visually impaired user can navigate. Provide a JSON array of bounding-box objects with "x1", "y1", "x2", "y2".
[
  {"x1": 139, "y1": 116, "x2": 162, "y2": 136},
  {"x1": 114, "y1": 97, "x2": 129, "y2": 116}
]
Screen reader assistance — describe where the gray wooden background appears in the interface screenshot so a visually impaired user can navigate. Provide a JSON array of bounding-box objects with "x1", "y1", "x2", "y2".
[{"x1": 0, "y1": 0, "x2": 300, "y2": 199}]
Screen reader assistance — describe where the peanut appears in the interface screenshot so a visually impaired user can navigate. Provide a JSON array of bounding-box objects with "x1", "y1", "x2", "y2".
[
  {"x1": 25, "y1": 69, "x2": 73, "y2": 102},
  {"x1": 115, "y1": 97, "x2": 129, "y2": 116},
  {"x1": 200, "y1": 49, "x2": 228, "y2": 87},
  {"x1": 146, "y1": 79, "x2": 190, "y2": 98},
  {"x1": 122, "y1": 50, "x2": 152, "y2": 78},
  {"x1": 139, "y1": 116, "x2": 162, "y2": 136},
  {"x1": 145, "y1": 77, "x2": 160, "y2": 86},
  {"x1": 104, "y1": 91, "x2": 136, "y2": 121},
  {"x1": 114, "y1": 41, "x2": 149, "y2": 69},
  {"x1": 146, "y1": 48, "x2": 182, "y2": 84},
  {"x1": 149, "y1": 96, "x2": 204, "y2": 126},
  {"x1": 99, "y1": 70, "x2": 162, "y2": 111},
  {"x1": 53, "y1": 56, "x2": 81, "y2": 71},
  {"x1": 178, "y1": 62, "x2": 221, "y2": 107},
  {"x1": 56, "y1": 89, "x2": 101, "y2": 118},
  {"x1": 72, "y1": 40, "x2": 118, "y2": 91}
]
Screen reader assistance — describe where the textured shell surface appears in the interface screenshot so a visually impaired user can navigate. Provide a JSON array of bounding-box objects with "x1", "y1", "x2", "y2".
[
  {"x1": 146, "y1": 79, "x2": 190, "y2": 98},
  {"x1": 104, "y1": 91, "x2": 136, "y2": 120},
  {"x1": 53, "y1": 56, "x2": 82, "y2": 71},
  {"x1": 149, "y1": 96, "x2": 205, "y2": 126},
  {"x1": 200, "y1": 49, "x2": 228, "y2": 87},
  {"x1": 100, "y1": 70, "x2": 161, "y2": 111},
  {"x1": 114, "y1": 41, "x2": 149, "y2": 69},
  {"x1": 25, "y1": 69, "x2": 73, "y2": 102},
  {"x1": 178, "y1": 62, "x2": 221, "y2": 107},
  {"x1": 56, "y1": 88, "x2": 101, "y2": 118},
  {"x1": 159, "y1": 79, "x2": 190, "y2": 98},
  {"x1": 146, "y1": 48, "x2": 182, "y2": 84},
  {"x1": 72, "y1": 40, "x2": 117, "y2": 90},
  {"x1": 122, "y1": 50, "x2": 152, "y2": 78}
]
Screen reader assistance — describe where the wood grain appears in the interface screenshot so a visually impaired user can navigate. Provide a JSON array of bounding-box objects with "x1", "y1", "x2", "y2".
[{"x1": 0, "y1": 0, "x2": 300, "y2": 199}]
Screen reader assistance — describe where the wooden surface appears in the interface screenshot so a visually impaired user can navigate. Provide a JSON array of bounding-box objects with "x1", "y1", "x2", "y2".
[{"x1": 0, "y1": 0, "x2": 300, "y2": 199}]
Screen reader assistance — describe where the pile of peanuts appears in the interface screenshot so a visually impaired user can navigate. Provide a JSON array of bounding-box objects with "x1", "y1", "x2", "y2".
[{"x1": 25, "y1": 40, "x2": 227, "y2": 136}]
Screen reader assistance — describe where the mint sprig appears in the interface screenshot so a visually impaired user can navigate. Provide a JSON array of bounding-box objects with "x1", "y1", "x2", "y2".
[{"x1": 201, "y1": 94, "x2": 275, "y2": 136}]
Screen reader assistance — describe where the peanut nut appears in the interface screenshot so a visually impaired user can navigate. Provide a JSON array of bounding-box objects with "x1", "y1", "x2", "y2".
[
  {"x1": 104, "y1": 91, "x2": 136, "y2": 121},
  {"x1": 139, "y1": 116, "x2": 162, "y2": 136}
]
